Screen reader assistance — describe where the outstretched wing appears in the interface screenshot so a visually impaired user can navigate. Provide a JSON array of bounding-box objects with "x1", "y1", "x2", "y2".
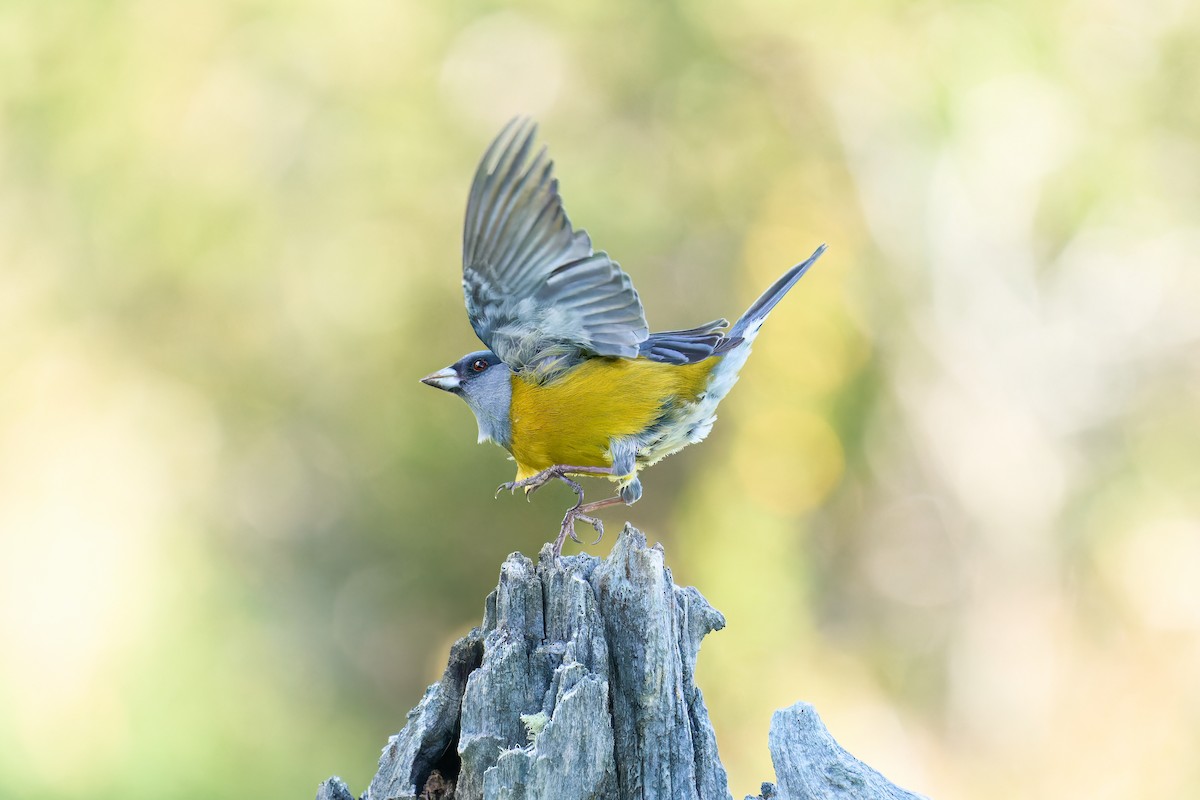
[{"x1": 462, "y1": 119, "x2": 649, "y2": 375}]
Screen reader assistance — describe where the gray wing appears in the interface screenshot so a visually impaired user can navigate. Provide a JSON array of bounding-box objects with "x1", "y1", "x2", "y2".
[
  {"x1": 462, "y1": 119, "x2": 649, "y2": 374},
  {"x1": 639, "y1": 319, "x2": 731, "y2": 364}
]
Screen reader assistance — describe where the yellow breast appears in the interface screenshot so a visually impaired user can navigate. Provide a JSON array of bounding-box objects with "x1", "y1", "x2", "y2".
[{"x1": 508, "y1": 357, "x2": 716, "y2": 482}]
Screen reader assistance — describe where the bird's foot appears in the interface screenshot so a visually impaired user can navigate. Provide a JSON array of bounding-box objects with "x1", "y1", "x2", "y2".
[
  {"x1": 549, "y1": 495, "x2": 628, "y2": 559},
  {"x1": 552, "y1": 506, "x2": 605, "y2": 559},
  {"x1": 495, "y1": 465, "x2": 613, "y2": 501}
]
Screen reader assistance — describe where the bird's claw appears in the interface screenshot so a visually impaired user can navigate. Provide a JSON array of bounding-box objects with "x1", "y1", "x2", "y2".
[
  {"x1": 560, "y1": 507, "x2": 604, "y2": 547},
  {"x1": 495, "y1": 467, "x2": 569, "y2": 501},
  {"x1": 494, "y1": 482, "x2": 537, "y2": 503},
  {"x1": 501, "y1": 465, "x2": 617, "y2": 559}
]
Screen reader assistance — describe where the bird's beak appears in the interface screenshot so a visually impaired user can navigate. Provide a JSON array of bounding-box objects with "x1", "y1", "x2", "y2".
[{"x1": 420, "y1": 366, "x2": 461, "y2": 392}]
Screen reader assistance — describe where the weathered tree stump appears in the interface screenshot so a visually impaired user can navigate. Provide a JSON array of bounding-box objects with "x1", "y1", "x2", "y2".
[{"x1": 317, "y1": 525, "x2": 927, "y2": 800}]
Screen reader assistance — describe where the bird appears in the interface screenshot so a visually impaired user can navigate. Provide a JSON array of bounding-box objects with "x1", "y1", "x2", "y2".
[{"x1": 421, "y1": 119, "x2": 826, "y2": 558}]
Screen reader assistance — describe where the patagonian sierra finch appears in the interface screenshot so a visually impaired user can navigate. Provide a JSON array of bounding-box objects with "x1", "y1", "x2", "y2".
[{"x1": 422, "y1": 119, "x2": 826, "y2": 558}]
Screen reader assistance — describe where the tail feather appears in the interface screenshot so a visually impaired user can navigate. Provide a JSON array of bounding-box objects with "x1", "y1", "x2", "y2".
[
  {"x1": 727, "y1": 243, "x2": 827, "y2": 341},
  {"x1": 640, "y1": 243, "x2": 826, "y2": 365}
]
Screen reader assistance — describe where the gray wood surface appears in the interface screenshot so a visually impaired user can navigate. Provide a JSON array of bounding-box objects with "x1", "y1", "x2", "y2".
[{"x1": 317, "y1": 525, "x2": 926, "y2": 800}]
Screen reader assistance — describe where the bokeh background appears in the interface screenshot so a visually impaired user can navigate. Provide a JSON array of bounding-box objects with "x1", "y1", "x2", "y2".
[{"x1": 3, "y1": 0, "x2": 1199, "y2": 798}]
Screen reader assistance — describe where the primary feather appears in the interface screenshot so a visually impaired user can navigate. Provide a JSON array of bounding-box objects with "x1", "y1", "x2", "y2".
[{"x1": 463, "y1": 119, "x2": 649, "y2": 379}]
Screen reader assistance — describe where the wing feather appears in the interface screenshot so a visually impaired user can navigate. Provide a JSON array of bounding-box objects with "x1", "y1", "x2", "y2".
[{"x1": 462, "y1": 120, "x2": 648, "y2": 375}]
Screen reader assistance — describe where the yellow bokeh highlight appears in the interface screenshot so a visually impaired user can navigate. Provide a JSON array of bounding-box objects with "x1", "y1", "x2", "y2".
[{"x1": 733, "y1": 406, "x2": 845, "y2": 516}]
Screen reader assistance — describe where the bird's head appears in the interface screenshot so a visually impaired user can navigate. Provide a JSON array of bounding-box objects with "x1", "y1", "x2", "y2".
[
  {"x1": 420, "y1": 350, "x2": 513, "y2": 447},
  {"x1": 420, "y1": 350, "x2": 505, "y2": 393}
]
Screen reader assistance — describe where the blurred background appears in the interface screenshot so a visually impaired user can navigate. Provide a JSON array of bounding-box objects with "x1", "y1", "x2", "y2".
[{"x1": 2, "y1": 0, "x2": 1199, "y2": 798}]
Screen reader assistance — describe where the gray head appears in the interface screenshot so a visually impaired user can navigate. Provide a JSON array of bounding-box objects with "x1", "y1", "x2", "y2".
[{"x1": 420, "y1": 350, "x2": 513, "y2": 448}]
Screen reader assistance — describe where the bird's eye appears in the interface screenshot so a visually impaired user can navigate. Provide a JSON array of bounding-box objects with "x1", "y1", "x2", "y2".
[{"x1": 471, "y1": 358, "x2": 489, "y2": 373}]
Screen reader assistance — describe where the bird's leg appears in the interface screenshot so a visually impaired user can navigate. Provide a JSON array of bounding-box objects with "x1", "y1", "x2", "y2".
[
  {"x1": 496, "y1": 465, "x2": 614, "y2": 500},
  {"x1": 552, "y1": 495, "x2": 627, "y2": 558}
]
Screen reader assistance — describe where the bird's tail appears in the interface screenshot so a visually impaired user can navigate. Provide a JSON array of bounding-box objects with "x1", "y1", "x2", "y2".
[
  {"x1": 727, "y1": 243, "x2": 827, "y2": 343},
  {"x1": 681, "y1": 243, "x2": 827, "y2": 430}
]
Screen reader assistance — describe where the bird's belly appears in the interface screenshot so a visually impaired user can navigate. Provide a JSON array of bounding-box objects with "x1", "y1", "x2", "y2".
[
  {"x1": 631, "y1": 348, "x2": 749, "y2": 467},
  {"x1": 631, "y1": 403, "x2": 719, "y2": 468},
  {"x1": 508, "y1": 420, "x2": 617, "y2": 483},
  {"x1": 508, "y1": 357, "x2": 717, "y2": 481},
  {"x1": 507, "y1": 396, "x2": 628, "y2": 481}
]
